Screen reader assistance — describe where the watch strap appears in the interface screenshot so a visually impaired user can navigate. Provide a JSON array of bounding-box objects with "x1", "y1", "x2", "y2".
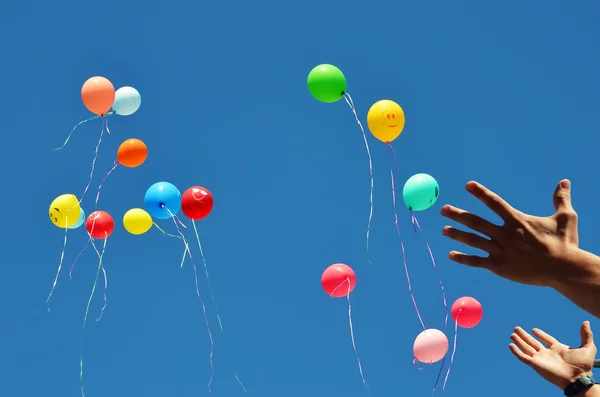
[{"x1": 564, "y1": 374, "x2": 597, "y2": 396}]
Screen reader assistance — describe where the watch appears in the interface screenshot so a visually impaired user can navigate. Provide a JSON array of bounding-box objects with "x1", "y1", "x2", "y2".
[{"x1": 564, "y1": 374, "x2": 597, "y2": 396}]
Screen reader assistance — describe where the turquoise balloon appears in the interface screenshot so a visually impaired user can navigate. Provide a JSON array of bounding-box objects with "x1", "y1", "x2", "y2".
[
  {"x1": 402, "y1": 174, "x2": 439, "y2": 211},
  {"x1": 112, "y1": 86, "x2": 141, "y2": 116},
  {"x1": 68, "y1": 208, "x2": 86, "y2": 229}
]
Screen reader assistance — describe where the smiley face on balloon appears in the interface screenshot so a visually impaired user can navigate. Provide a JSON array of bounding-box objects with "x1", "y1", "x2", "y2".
[
  {"x1": 49, "y1": 194, "x2": 81, "y2": 229},
  {"x1": 367, "y1": 99, "x2": 406, "y2": 143}
]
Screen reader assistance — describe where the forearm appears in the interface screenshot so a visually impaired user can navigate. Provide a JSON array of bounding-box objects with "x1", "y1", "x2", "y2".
[
  {"x1": 551, "y1": 247, "x2": 600, "y2": 319},
  {"x1": 576, "y1": 384, "x2": 600, "y2": 397}
]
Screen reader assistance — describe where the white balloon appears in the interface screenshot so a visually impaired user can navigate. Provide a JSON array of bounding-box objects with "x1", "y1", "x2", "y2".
[{"x1": 112, "y1": 86, "x2": 141, "y2": 116}]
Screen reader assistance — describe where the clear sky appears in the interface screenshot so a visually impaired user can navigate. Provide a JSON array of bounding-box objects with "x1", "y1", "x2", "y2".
[{"x1": 1, "y1": 1, "x2": 600, "y2": 396}]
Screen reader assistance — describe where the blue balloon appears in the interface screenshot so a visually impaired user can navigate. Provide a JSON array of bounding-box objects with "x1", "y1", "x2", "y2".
[
  {"x1": 68, "y1": 208, "x2": 86, "y2": 229},
  {"x1": 144, "y1": 182, "x2": 182, "y2": 219}
]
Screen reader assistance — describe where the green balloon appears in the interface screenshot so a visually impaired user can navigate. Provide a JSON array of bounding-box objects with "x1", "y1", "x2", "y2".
[
  {"x1": 307, "y1": 64, "x2": 347, "y2": 103},
  {"x1": 402, "y1": 173, "x2": 440, "y2": 211}
]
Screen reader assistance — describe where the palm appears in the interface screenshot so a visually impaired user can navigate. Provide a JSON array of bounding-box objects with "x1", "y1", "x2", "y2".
[
  {"x1": 509, "y1": 322, "x2": 596, "y2": 390},
  {"x1": 528, "y1": 343, "x2": 595, "y2": 387}
]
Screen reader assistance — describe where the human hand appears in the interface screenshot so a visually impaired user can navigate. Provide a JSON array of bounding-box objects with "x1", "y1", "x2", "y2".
[
  {"x1": 509, "y1": 322, "x2": 596, "y2": 390},
  {"x1": 441, "y1": 180, "x2": 580, "y2": 287}
]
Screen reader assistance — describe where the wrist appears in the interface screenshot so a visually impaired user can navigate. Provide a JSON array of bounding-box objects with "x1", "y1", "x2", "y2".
[
  {"x1": 562, "y1": 372, "x2": 597, "y2": 397},
  {"x1": 548, "y1": 246, "x2": 599, "y2": 290},
  {"x1": 574, "y1": 384, "x2": 600, "y2": 397}
]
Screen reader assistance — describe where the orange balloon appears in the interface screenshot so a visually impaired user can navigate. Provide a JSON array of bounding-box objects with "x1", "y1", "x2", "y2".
[
  {"x1": 117, "y1": 138, "x2": 148, "y2": 168},
  {"x1": 81, "y1": 76, "x2": 115, "y2": 116}
]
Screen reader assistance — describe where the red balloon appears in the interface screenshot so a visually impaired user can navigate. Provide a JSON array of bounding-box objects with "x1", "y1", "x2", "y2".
[
  {"x1": 321, "y1": 263, "x2": 356, "y2": 298},
  {"x1": 181, "y1": 186, "x2": 214, "y2": 220},
  {"x1": 451, "y1": 296, "x2": 483, "y2": 328},
  {"x1": 85, "y1": 211, "x2": 115, "y2": 239}
]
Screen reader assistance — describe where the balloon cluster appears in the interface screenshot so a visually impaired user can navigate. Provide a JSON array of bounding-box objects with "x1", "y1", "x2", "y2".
[{"x1": 309, "y1": 64, "x2": 483, "y2": 389}]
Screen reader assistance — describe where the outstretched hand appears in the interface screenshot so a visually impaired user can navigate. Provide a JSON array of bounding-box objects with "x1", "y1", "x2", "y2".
[
  {"x1": 509, "y1": 322, "x2": 596, "y2": 389},
  {"x1": 441, "y1": 180, "x2": 580, "y2": 286}
]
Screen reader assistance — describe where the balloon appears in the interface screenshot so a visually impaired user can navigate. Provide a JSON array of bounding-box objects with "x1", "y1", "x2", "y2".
[
  {"x1": 402, "y1": 173, "x2": 439, "y2": 211},
  {"x1": 413, "y1": 329, "x2": 449, "y2": 364},
  {"x1": 181, "y1": 186, "x2": 214, "y2": 220},
  {"x1": 144, "y1": 182, "x2": 182, "y2": 220},
  {"x1": 112, "y1": 86, "x2": 141, "y2": 116},
  {"x1": 81, "y1": 76, "x2": 115, "y2": 116},
  {"x1": 117, "y1": 138, "x2": 148, "y2": 168},
  {"x1": 321, "y1": 263, "x2": 356, "y2": 297},
  {"x1": 451, "y1": 297, "x2": 483, "y2": 328},
  {"x1": 307, "y1": 64, "x2": 346, "y2": 103},
  {"x1": 49, "y1": 194, "x2": 81, "y2": 229},
  {"x1": 85, "y1": 211, "x2": 114, "y2": 239},
  {"x1": 68, "y1": 208, "x2": 86, "y2": 230},
  {"x1": 366, "y1": 100, "x2": 405, "y2": 143},
  {"x1": 123, "y1": 208, "x2": 152, "y2": 235}
]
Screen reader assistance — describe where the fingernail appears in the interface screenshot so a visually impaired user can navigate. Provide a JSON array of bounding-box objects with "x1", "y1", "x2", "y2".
[
  {"x1": 440, "y1": 206, "x2": 448, "y2": 215},
  {"x1": 442, "y1": 226, "x2": 450, "y2": 235},
  {"x1": 560, "y1": 180, "x2": 571, "y2": 189}
]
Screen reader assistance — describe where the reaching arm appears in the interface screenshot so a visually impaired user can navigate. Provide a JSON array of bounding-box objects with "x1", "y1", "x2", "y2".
[
  {"x1": 578, "y1": 385, "x2": 600, "y2": 397},
  {"x1": 550, "y1": 247, "x2": 600, "y2": 319}
]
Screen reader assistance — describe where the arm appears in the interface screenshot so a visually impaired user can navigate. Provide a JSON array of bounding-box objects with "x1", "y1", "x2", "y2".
[
  {"x1": 578, "y1": 385, "x2": 600, "y2": 397},
  {"x1": 551, "y1": 247, "x2": 600, "y2": 319}
]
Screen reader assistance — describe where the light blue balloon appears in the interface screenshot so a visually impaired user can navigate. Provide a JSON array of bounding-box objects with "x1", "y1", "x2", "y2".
[
  {"x1": 402, "y1": 173, "x2": 440, "y2": 211},
  {"x1": 144, "y1": 182, "x2": 182, "y2": 219},
  {"x1": 68, "y1": 208, "x2": 86, "y2": 229},
  {"x1": 112, "y1": 86, "x2": 141, "y2": 116}
]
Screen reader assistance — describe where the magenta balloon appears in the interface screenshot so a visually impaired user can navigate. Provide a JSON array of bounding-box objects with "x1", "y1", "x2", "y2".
[{"x1": 413, "y1": 329, "x2": 449, "y2": 363}]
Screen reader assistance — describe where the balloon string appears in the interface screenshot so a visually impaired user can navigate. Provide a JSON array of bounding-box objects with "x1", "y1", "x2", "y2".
[
  {"x1": 80, "y1": 235, "x2": 107, "y2": 397},
  {"x1": 70, "y1": 237, "x2": 91, "y2": 279},
  {"x1": 193, "y1": 220, "x2": 247, "y2": 393},
  {"x1": 174, "y1": 214, "x2": 188, "y2": 229},
  {"x1": 345, "y1": 278, "x2": 370, "y2": 396},
  {"x1": 53, "y1": 115, "x2": 100, "y2": 151},
  {"x1": 47, "y1": 216, "x2": 69, "y2": 311},
  {"x1": 95, "y1": 161, "x2": 119, "y2": 209},
  {"x1": 96, "y1": 265, "x2": 108, "y2": 322},
  {"x1": 189, "y1": 245, "x2": 215, "y2": 392},
  {"x1": 443, "y1": 309, "x2": 461, "y2": 390},
  {"x1": 80, "y1": 118, "x2": 106, "y2": 204},
  {"x1": 192, "y1": 221, "x2": 224, "y2": 330},
  {"x1": 153, "y1": 222, "x2": 186, "y2": 267},
  {"x1": 162, "y1": 209, "x2": 214, "y2": 392},
  {"x1": 162, "y1": 206, "x2": 192, "y2": 267},
  {"x1": 105, "y1": 112, "x2": 113, "y2": 134},
  {"x1": 344, "y1": 93, "x2": 374, "y2": 265},
  {"x1": 388, "y1": 144, "x2": 426, "y2": 330},
  {"x1": 410, "y1": 211, "x2": 448, "y2": 331}
]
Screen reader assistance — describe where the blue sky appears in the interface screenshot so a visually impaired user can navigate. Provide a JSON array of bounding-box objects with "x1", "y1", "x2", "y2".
[{"x1": 1, "y1": 1, "x2": 600, "y2": 396}]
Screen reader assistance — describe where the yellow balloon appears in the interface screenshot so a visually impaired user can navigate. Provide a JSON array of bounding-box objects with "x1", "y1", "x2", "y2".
[
  {"x1": 123, "y1": 208, "x2": 152, "y2": 235},
  {"x1": 366, "y1": 100, "x2": 406, "y2": 143},
  {"x1": 49, "y1": 194, "x2": 81, "y2": 229}
]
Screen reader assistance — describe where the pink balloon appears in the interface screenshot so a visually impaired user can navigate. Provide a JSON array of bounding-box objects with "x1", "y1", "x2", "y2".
[
  {"x1": 451, "y1": 296, "x2": 483, "y2": 328},
  {"x1": 321, "y1": 263, "x2": 356, "y2": 298},
  {"x1": 413, "y1": 329, "x2": 448, "y2": 364}
]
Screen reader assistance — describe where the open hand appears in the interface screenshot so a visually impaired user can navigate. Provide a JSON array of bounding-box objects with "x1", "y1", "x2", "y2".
[
  {"x1": 441, "y1": 180, "x2": 579, "y2": 286},
  {"x1": 509, "y1": 322, "x2": 596, "y2": 389}
]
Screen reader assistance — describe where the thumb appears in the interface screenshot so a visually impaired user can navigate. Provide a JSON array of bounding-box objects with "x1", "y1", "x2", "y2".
[
  {"x1": 580, "y1": 321, "x2": 594, "y2": 348},
  {"x1": 553, "y1": 179, "x2": 573, "y2": 213}
]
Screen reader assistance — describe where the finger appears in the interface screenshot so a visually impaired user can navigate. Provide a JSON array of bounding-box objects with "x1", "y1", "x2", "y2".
[
  {"x1": 580, "y1": 321, "x2": 595, "y2": 348},
  {"x1": 448, "y1": 251, "x2": 492, "y2": 268},
  {"x1": 466, "y1": 181, "x2": 516, "y2": 221},
  {"x1": 531, "y1": 328, "x2": 559, "y2": 348},
  {"x1": 553, "y1": 180, "x2": 574, "y2": 213},
  {"x1": 515, "y1": 327, "x2": 544, "y2": 351},
  {"x1": 440, "y1": 205, "x2": 500, "y2": 238},
  {"x1": 511, "y1": 332, "x2": 537, "y2": 356},
  {"x1": 509, "y1": 343, "x2": 533, "y2": 365},
  {"x1": 443, "y1": 226, "x2": 500, "y2": 254}
]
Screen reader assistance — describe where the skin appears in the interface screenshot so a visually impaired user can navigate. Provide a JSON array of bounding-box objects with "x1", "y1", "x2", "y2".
[
  {"x1": 509, "y1": 321, "x2": 598, "y2": 395},
  {"x1": 441, "y1": 179, "x2": 600, "y2": 318}
]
